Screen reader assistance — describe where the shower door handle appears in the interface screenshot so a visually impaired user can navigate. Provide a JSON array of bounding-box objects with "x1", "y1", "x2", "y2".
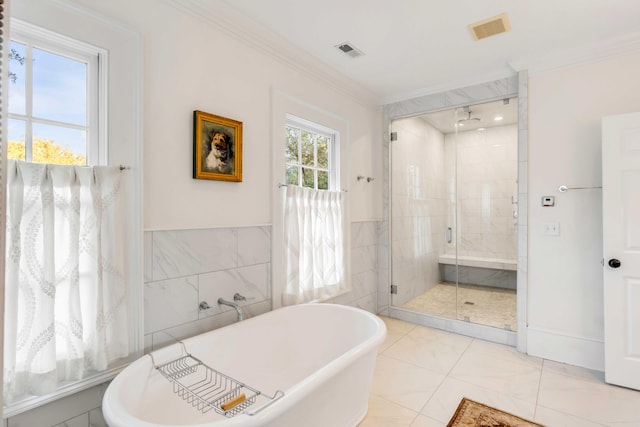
[{"x1": 446, "y1": 227, "x2": 452, "y2": 244}]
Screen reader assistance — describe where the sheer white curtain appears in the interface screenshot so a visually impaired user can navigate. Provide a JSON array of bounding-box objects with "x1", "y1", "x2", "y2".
[
  {"x1": 4, "y1": 160, "x2": 129, "y2": 403},
  {"x1": 283, "y1": 185, "x2": 348, "y2": 305}
]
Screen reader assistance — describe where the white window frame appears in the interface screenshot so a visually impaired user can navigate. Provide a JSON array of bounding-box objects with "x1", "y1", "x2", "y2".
[
  {"x1": 285, "y1": 115, "x2": 339, "y2": 191},
  {"x1": 9, "y1": 19, "x2": 107, "y2": 165},
  {"x1": 271, "y1": 90, "x2": 350, "y2": 310}
]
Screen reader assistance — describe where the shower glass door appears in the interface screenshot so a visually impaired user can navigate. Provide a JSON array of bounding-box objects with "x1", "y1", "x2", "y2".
[
  {"x1": 390, "y1": 115, "x2": 457, "y2": 316},
  {"x1": 390, "y1": 98, "x2": 518, "y2": 330}
]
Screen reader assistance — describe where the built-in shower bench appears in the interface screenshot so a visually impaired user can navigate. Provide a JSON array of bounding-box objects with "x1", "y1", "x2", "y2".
[
  {"x1": 438, "y1": 254, "x2": 517, "y2": 271},
  {"x1": 438, "y1": 254, "x2": 517, "y2": 289}
]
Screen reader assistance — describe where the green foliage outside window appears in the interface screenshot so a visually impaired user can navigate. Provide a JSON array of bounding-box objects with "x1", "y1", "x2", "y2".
[{"x1": 285, "y1": 124, "x2": 331, "y2": 190}]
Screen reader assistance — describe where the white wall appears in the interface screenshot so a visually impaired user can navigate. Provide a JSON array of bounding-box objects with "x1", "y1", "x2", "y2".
[
  {"x1": 66, "y1": 0, "x2": 382, "y2": 230},
  {"x1": 527, "y1": 50, "x2": 640, "y2": 370}
]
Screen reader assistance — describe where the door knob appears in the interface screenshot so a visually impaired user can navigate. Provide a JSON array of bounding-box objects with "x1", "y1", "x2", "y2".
[{"x1": 608, "y1": 258, "x2": 621, "y2": 268}]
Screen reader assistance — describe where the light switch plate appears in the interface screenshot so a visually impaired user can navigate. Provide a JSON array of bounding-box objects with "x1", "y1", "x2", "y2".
[{"x1": 543, "y1": 222, "x2": 560, "y2": 236}]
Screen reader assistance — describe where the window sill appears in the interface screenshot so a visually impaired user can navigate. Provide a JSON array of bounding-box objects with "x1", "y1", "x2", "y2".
[{"x1": 2, "y1": 360, "x2": 134, "y2": 418}]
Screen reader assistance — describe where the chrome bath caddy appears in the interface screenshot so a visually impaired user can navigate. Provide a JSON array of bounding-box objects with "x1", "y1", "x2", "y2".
[{"x1": 149, "y1": 342, "x2": 284, "y2": 418}]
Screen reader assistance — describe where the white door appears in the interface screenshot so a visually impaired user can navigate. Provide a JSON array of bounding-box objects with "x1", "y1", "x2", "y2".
[{"x1": 602, "y1": 112, "x2": 640, "y2": 390}]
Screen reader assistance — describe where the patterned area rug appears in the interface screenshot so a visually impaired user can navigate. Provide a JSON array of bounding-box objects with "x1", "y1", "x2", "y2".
[{"x1": 447, "y1": 398, "x2": 544, "y2": 427}]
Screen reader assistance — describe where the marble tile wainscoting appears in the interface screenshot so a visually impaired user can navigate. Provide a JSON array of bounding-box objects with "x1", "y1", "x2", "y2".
[
  {"x1": 143, "y1": 226, "x2": 273, "y2": 352},
  {"x1": 144, "y1": 221, "x2": 381, "y2": 351},
  {"x1": 330, "y1": 220, "x2": 380, "y2": 312}
]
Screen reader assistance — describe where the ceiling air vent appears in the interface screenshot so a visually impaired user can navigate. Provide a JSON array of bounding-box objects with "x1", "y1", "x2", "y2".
[
  {"x1": 469, "y1": 13, "x2": 511, "y2": 41},
  {"x1": 335, "y1": 42, "x2": 364, "y2": 59}
]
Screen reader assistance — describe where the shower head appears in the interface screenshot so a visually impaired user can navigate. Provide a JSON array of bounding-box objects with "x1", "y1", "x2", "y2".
[{"x1": 457, "y1": 110, "x2": 481, "y2": 124}]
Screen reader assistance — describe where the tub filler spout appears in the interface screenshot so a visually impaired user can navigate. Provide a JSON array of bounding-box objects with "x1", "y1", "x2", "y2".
[{"x1": 218, "y1": 297, "x2": 244, "y2": 321}]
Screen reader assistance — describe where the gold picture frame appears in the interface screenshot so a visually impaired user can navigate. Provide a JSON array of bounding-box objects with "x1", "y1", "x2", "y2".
[{"x1": 193, "y1": 110, "x2": 243, "y2": 181}]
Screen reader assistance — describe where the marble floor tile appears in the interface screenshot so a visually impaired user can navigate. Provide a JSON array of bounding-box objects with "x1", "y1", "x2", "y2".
[
  {"x1": 542, "y1": 359, "x2": 605, "y2": 383},
  {"x1": 533, "y1": 405, "x2": 608, "y2": 427},
  {"x1": 448, "y1": 340, "x2": 542, "y2": 403},
  {"x1": 420, "y1": 376, "x2": 536, "y2": 424},
  {"x1": 365, "y1": 316, "x2": 640, "y2": 427},
  {"x1": 358, "y1": 395, "x2": 419, "y2": 427},
  {"x1": 383, "y1": 326, "x2": 472, "y2": 375},
  {"x1": 537, "y1": 370, "x2": 640, "y2": 426},
  {"x1": 409, "y1": 414, "x2": 446, "y2": 427},
  {"x1": 379, "y1": 316, "x2": 417, "y2": 352},
  {"x1": 371, "y1": 355, "x2": 446, "y2": 412},
  {"x1": 381, "y1": 315, "x2": 418, "y2": 334}
]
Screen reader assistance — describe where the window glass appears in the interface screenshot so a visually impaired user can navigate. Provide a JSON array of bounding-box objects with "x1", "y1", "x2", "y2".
[
  {"x1": 7, "y1": 118, "x2": 26, "y2": 161},
  {"x1": 9, "y1": 42, "x2": 26, "y2": 115},
  {"x1": 32, "y1": 122, "x2": 86, "y2": 164},
  {"x1": 301, "y1": 131, "x2": 314, "y2": 167},
  {"x1": 33, "y1": 47, "x2": 87, "y2": 125},
  {"x1": 302, "y1": 167, "x2": 314, "y2": 188},
  {"x1": 317, "y1": 135, "x2": 329, "y2": 168},
  {"x1": 286, "y1": 165, "x2": 298, "y2": 185},
  {"x1": 285, "y1": 121, "x2": 335, "y2": 191},
  {"x1": 285, "y1": 126, "x2": 299, "y2": 164},
  {"x1": 317, "y1": 170, "x2": 329, "y2": 190},
  {"x1": 8, "y1": 36, "x2": 95, "y2": 165}
]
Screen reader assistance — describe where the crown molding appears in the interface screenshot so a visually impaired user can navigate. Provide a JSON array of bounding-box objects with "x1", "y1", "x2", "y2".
[
  {"x1": 509, "y1": 31, "x2": 640, "y2": 75},
  {"x1": 165, "y1": 0, "x2": 378, "y2": 107}
]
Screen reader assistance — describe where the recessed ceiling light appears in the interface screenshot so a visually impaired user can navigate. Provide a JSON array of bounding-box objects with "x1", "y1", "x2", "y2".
[
  {"x1": 494, "y1": 116, "x2": 503, "y2": 121},
  {"x1": 478, "y1": 128, "x2": 486, "y2": 131}
]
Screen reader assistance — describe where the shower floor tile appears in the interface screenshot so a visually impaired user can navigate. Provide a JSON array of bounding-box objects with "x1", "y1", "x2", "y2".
[{"x1": 400, "y1": 283, "x2": 517, "y2": 331}]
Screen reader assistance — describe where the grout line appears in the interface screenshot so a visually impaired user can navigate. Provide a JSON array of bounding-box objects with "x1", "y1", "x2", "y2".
[{"x1": 533, "y1": 359, "x2": 545, "y2": 421}]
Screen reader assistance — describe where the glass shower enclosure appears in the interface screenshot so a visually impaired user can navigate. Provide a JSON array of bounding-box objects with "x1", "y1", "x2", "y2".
[{"x1": 390, "y1": 98, "x2": 518, "y2": 330}]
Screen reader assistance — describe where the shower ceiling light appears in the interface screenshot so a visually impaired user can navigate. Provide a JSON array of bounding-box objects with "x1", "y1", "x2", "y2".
[
  {"x1": 494, "y1": 116, "x2": 504, "y2": 121},
  {"x1": 478, "y1": 128, "x2": 486, "y2": 131}
]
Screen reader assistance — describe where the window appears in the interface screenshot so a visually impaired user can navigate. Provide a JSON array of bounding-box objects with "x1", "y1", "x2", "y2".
[
  {"x1": 285, "y1": 117, "x2": 337, "y2": 190},
  {"x1": 281, "y1": 115, "x2": 348, "y2": 305},
  {"x1": 272, "y1": 93, "x2": 350, "y2": 310},
  {"x1": 3, "y1": 17, "x2": 141, "y2": 417},
  {"x1": 8, "y1": 21, "x2": 105, "y2": 165}
]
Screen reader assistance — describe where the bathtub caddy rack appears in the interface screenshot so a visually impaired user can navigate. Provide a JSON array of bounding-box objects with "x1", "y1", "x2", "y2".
[{"x1": 149, "y1": 342, "x2": 284, "y2": 418}]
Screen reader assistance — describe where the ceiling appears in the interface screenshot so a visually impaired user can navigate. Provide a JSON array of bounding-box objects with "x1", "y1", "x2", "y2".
[{"x1": 218, "y1": 0, "x2": 640, "y2": 104}]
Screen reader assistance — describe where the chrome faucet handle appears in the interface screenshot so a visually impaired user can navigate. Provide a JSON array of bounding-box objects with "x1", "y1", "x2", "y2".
[
  {"x1": 233, "y1": 293, "x2": 255, "y2": 302},
  {"x1": 199, "y1": 301, "x2": 211, "y2": 311}
]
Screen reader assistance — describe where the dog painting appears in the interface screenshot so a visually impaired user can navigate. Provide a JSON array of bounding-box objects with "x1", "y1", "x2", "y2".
[
  {"x1": 205, "y1": 131, "x2": 234, "y2": 174},
  {"x1": 193, "y1": 111, "x2": 242, "y2": 181}
]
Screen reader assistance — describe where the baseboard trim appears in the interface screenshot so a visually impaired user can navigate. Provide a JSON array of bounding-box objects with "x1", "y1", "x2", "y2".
[{"x1": 527, "y1": 326, "x2": 604, "y2": 371}]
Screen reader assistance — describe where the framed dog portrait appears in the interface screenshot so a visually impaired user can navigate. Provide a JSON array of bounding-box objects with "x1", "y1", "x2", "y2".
[{"x1": 193, "y1": 110, "x2": 243, "y2": 181}]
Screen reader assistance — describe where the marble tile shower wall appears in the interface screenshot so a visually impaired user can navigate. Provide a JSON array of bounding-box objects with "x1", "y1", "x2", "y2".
[{"x1": 444, "y1": 124, "x2": 518, "y2": 260}]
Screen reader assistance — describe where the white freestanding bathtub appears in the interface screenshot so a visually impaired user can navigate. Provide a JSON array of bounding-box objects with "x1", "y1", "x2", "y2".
[{"x1": 103, "y1": 304, "x2": 386, "y2": 427}]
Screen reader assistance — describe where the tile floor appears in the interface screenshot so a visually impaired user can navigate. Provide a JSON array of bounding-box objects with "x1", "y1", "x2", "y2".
[
  {"x1": 359, "y1": 317, "x2": 640, "y2": 427},
  {"x1": 402, "y1": 283, "x2": 517, "y2": 331}
]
